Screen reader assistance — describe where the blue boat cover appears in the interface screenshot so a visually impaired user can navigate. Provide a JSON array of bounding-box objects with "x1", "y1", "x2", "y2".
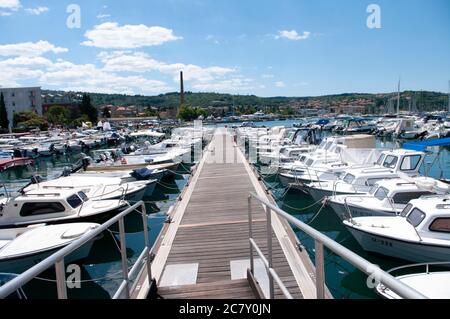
[
  {"x1": 316, "y1": 119, "x2": 330, "y2": 126},
  {"x1": 403, "y1": 137, "x2": 450, "y2": 152},
  {"x1": 131, "y1": 168, "x2": 155, "y2": 180}
]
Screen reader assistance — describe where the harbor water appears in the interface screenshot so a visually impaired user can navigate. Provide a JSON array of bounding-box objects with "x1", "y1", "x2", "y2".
[{"x1": 1, "y1": 120, "x2": 450, "y2": 299}]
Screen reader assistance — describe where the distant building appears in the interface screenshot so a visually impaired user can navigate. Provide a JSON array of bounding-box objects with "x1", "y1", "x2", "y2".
[
  {"x1": 0, "y1": 87, "x2": 42, "y2": 128},
  {"x1": 41, "y1": 91, "x2": 82, "y2": 115}
]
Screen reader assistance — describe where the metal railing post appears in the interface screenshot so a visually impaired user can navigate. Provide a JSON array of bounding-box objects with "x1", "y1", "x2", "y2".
[
  {"x1": 141, "y1": 203, "x2": 153, "y2": 285},
  {"x1": 55, "y1": 259, "x2": 67, "y2": 299},
  {"x1": 266, "y1": 206, "x2": 274, "y2": 299},
  {"x1": 315, "y1": 240, "x2": 325, "y2": 299},
  {"x1": 118, "y1": 217, "x2": 130, "y2": 299},
  {"x1": 247, "y1": 192, "x2": 427, "y2": 299},
  {"x1": 248, "y1": 195, "x2": 254, "y2": 274}
]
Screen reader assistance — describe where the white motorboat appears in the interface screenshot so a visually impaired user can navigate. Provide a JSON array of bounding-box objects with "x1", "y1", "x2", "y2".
[
  {"x1": 74, "y1": 167, "x2": 166, "y2": 183},
  {"x1": 23, "y1": 175, "x2": 156, "y2": 201},
  {"x1": 0, "y1": 223, "x2": 98, "y2": 273},
  {"x1": 0, "y1": 189, "x2": 126, "y2": 228},
  {"x1": 304, "y1": 149, "x2": 426, "y2": 201},
  {"x1": 376, "y1": 262, "x2": 450, "y2": 299},
  {"x1": 82, "y1": 152, "x2": 181, "y2": 174},
  {"x1": 327, "y1": 177, "x2": 450, "y2": 220},
  {"x1": 278, "y1": 135, "x2": 379, "y2": 187},
  {"x1": 344, "y1": 195, "x2": 450, "y2": 263}
]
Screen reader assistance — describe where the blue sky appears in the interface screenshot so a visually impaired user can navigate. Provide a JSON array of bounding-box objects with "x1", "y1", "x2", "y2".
[{"x1": 0, "y1": 0, "x2": 449, "y2": 97}]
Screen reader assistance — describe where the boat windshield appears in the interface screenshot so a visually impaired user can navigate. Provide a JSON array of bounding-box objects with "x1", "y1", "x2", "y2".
[
  {"x1": 401, "y1": 203, "x2": 413, "y2": 217},
  {"x1": 318, "y1": 140, "x2": 327, "y2": 150},
  {"x1": 374, "y1": 187, "x2": 389, "y2": 201},
  {"x1": 343, "y1": 173, "x2": 356, "y2": 184},
  {"x1": 407, "y1": 208, "x2": 426, "y2": 227},
  {"x1": 383, "y1": 156, "x2": 398, "y2": 169},
  {"x1": 78, "y1": 191, "x2": 88, "y2": 202},
  {"x1": 376, "y1": 154, "x2": 386, "y2": 166},
  {"x1": 67, "y1": 194, "x2": 83, "y2": 209}
]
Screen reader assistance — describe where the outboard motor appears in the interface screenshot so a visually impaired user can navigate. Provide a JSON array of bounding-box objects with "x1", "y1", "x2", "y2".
[
  {"x1": 61, "y1": 166, "x2": 72, "y2": 177},
  {"x1": 82, "y1": 157, "x2": 91, "y2": 171},
  {"x1": 13, "y1": 149, "x2": 22, "y2": 158}
]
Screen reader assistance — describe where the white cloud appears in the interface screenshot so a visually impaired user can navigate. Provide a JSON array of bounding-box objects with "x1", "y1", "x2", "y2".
[
  {"x1": 0, "y1": 46, "x2": 254, "y2": 94},
  {"x1": 41, "y1": 60, "x2": 171, "y2": 94},
  {"x1": 96, "y1": 13, "x2": 110, "y2": 19},
  {"x1": 275, "y1": 81, "x2": 286, "y2": 88},
  {"x1": 262, "y1": 74, "x2": 274, "y2": 79},
  {"x1": 192, "y1": 78, "x2": 255, "y2": 92},
  {"x1": 0, "y1": 0, "x2": 20, "y2": 16},
  {"x1": 0, "y1": 56, "x2": 46, "y2": 87},
  {"x1": 98, "y1": 51, "x2": 235, "y2": 83},
  {"x1": 82, "y1": 22, "x2": 182, "y2": 49},
  {"x1": 25, "y1": 6, "x2": 49, "y2": 15},
  {"x1": 276, "y1": 30, "x2": 311, "y2": 41},
  {"x1": 206, "y1": 35, "x2": 220, "y2": 45},
  {"x1": 0, "y1": 0, "x2": 20, "y2": 10},
  {"x1": 0, "y1": 41, "x2": 68, "y2": 57}
]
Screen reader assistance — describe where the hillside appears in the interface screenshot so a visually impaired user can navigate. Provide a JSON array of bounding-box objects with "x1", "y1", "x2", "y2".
[{"x1": 41, "y1": 90, "x2": 449, "y2": 113}]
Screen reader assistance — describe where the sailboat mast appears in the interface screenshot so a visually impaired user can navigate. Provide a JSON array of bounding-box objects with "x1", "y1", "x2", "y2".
[
  {"x1": 448, "y1": 80, "x2": 450, "y2": 113},
  {"x1": 397, "y1": 78, "x2": 401, "y2": 115}
]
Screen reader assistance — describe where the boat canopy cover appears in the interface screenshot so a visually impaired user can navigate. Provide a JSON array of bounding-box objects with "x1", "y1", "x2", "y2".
[
  {"x1": 131, "y1": 168, "x2": 155, "y2": 180},
  {"x1": 403, "y1": 137, "x2": 450, "y2": 152},
  {"x1": 316, "y1": 119, "x2": 330, "y2": 125}
]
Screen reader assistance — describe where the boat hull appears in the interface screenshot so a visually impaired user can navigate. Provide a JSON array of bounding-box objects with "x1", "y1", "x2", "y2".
[
  {"x1": 345, "y1": 226, "x2": 450, "y2": 263},
  {"x1": 0, "y1": 240, "x2": 94, "y2": 274}
]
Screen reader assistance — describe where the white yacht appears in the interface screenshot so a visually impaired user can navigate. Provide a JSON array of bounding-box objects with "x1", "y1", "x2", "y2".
[
  {"x1": 0, "y1": 189, "x2": 126, "y2": 228},
  {"x1": 278, "y1": 135, "x2": 379, "y2": 187},
  {"x1": 376, "y1": 262, "x2": 450, "y2": 299},
  {"x1": 327, "y1": 177, "x2": 450, "y2": 220},
  {"x1": 82, "y1": 151, "x2": 181, "y2": 173},
  {"x1": 23, "y1": 175, "x2": 156, "y2": 201},
  {"x1": 344, "y1": 195, "x2": 450, "y2": 263},
  {"x1": 304, "y1": 149, "x2": 425, "y2": 201},
  {"x1": 0, "y1": 223, "x2": 98, "y2": 273}
]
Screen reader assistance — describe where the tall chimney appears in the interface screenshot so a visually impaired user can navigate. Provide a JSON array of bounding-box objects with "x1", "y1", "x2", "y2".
[{"x1": 180, "y1": 71, "x2": 185, "y2": 106}]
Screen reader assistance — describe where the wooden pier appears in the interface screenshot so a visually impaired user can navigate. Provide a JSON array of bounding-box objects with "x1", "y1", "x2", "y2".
[{"x1": 133, "y1": 128, "x2": 325, "y2": 299}]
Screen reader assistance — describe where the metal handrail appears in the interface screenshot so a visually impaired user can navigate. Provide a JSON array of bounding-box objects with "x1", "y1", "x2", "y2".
[
  {"x1": 249, "y1": 192, "x2": 427, "y2": 299},
  {"x1": 248, "y1": 196, "x2": 292, "y2": 299},
  {"x1": 249, "y1": 238, "x2": 293, "y2": 299},
  {"x1": 0, "y1": 201, "x2": 153, "y2": 299}
]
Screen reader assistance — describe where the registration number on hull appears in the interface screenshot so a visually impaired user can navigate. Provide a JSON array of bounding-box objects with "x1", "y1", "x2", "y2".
[{"x1": 371, "y1": 237, "x2": 393, "y2": 247}]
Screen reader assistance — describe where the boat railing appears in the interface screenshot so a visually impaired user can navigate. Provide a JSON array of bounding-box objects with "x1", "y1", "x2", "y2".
[
  {"x1": 386, "y1": 261, "x2": 450, "y2": 276},
  {"x1": 0, "y1": 201, "x2": 154, "y2": 300},
  {"x1": 342, "y1": 194, "x2": 397, "y2": 220},
  {"x1": 248, "y1": 193, "x2": 427, "y2": 299}
]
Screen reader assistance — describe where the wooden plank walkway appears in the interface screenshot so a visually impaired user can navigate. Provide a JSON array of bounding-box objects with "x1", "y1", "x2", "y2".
[{"x1": 133, "y1": 128, "x2": 321, "y2": 299}]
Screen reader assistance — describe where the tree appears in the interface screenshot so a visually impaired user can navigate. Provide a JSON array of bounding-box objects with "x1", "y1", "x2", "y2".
[
  {"x1": 13, "y1": 111, "x2": 48, "y2": 130},
  {"x1": 14, "y1": 111, "x2": 38, "y2": 127},
  {"x1": 80, "y1": 93, "x2": 98, "y2": 123},
  {"x1": 0, "y1": 93, "x2": 8, "y2": 129},
  {"x1": 46, "y1": 105, "x2": 70, "y2": 126}
]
